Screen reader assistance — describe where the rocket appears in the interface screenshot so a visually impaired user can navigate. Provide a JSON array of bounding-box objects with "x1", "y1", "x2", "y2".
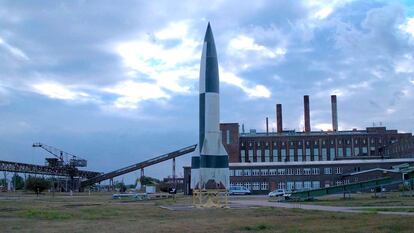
[{"x1": 191, "y1": 23, "x2": 229, "y2": 190}]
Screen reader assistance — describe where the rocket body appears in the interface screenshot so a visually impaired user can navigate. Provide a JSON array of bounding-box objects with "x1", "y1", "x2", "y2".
[{"x1": 191, "y1": 23, "x2": 229, "y2": 190}]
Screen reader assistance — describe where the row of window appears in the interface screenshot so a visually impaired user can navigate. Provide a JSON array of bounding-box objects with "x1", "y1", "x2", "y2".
[
  {"x1": 231, "y1": 182, "x2": 269, "y2": 191},
  {"x1": 230, "y1": 181, "x2": 321, "y2": 191},
  {"x1": 241, "y1": 138, "x2": 388, "y2": 148},
  {"x1": 230, "y1": 167, "x2": 343, "y2": 176},
  {"x1": 241, "y1": 147, "x2": 373, "y2": 162}
]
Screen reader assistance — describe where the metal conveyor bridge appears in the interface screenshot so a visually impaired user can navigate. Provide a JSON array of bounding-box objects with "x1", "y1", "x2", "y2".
[{"x1": 80, "y1": 144, "x2": 197, "y2": 188}]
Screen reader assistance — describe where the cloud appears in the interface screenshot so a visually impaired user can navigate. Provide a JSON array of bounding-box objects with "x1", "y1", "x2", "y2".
[
  {"x1": 113, "y1": 20, "x2": 200, "y2": 95},
  {"x1": 221, "y1": 70, "x2": 271, "y2": 98},
  {"x1": 103, "y1": 80, "x2": 170, "y2": 109},
  {"x1": 306, "y1": 0, "x2": 355, "y2": 20},
  {"x1": 399, "y1": 17, "x2": 414, "y2": 38},
  {"x1": 0, "y1": 36, "x2": 29, "y2": 61},
  {"x1": 31, "y1": 82, "x2": 91, "y2": 101},
  {"x1": 395, "y1": 54, "x2": 414, "y2": 73},
  {"x1": 228, "y1": 35, "x2": 286, "y2": 59}
]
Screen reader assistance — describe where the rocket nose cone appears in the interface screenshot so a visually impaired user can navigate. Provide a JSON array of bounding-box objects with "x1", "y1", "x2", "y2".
[{"x1": 204, "y1": 22, "x2": 214, "y2": 43}]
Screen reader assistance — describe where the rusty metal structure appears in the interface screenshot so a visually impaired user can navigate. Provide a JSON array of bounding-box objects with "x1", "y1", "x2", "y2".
[
  {"x1": 0, "y1": 160, "x2": 100, "y2": 178},
  {"x1": 80, "y1": 144, "x2": 197, "y2": 188}
]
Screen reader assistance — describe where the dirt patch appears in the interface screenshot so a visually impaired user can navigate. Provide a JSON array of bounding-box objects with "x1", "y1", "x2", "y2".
[
  {"x1": 63, "y1": 203, "x2": 102, "y2": 208},
  {"x1": 0, "y1": 208, "x2": 19, "y2": 212}
]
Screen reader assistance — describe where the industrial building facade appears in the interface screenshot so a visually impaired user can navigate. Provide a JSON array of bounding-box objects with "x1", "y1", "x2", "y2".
[{"x1": 213, "y1": 95, "x2": 414, "y2": 194}]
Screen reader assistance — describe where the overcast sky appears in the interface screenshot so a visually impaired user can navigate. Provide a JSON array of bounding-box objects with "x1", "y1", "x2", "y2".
[{"x1": 1, "y1": 0, "x2": 414, "y2": 183}]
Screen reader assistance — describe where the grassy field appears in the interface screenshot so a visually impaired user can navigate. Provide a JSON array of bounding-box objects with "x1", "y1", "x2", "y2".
[
  {"x1": 0, "y1": 192, "x2": 414, "y2": 233},
  {"x1": 298, "y1": 192, "x2": 414, "y2": 207}
]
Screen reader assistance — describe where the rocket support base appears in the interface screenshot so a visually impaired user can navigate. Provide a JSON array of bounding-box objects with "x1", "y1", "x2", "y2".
[{"x1": 192, "y1": 188, "x2": 228, "y2": 208}]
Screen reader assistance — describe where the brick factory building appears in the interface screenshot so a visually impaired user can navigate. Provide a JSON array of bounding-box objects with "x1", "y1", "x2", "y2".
[{"x1": 184, "y1": 95, "x2": 414, "y2": 194}]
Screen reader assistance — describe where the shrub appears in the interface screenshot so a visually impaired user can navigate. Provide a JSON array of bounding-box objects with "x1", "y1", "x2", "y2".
[{"x1": 25, "y1": 177, "x2": 51, "y2": 194}]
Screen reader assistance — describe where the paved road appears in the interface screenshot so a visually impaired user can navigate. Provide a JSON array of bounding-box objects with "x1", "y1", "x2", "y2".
[{"x1": 230, "y1": 199, "x2": 414, "y2": 216}]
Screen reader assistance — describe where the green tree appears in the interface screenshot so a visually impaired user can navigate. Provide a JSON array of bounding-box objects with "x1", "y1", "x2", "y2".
[
  {"x1": 0, "y1": 178, "x2": 7, "y2": 187},
  {"x1": 115, "y1": 182, "x2": 127, "y2": 193},
  {"x1": 25, "y1": 177, "x2": 51, "y2": 194},
  {"x1": 140, "y1": 176, "x2": 160, "y2": 186},
  {"x1": 11, "y1": 174, "x2": 25, "y2": 190}
]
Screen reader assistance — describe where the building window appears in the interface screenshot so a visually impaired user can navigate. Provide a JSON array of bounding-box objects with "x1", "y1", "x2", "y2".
[
  {"x1": 248, "y1": 150, "x2": 253, "y2": 162},
  {"x1": 261, "y1": 182, "x2": 269, "y2": 190},
  {"x1": 287, "y1": 181, "x2": 295, "y2": 191},
  {"x1": 273, "y1": 149, "x2": 278, "y2": 162},
  {"x1": 278, "y1": 169, "x2": 286, "y2": 175},
  {"x1": 245, "y1": 182, "x2": 251, "y2": 190},
  {"x1": 295, "y1": 181, "x2": 303, "y2": 190},
  {"x1": 304, "y1": 181, "x2": 312, "y2": 189},
  {"x1": 287, "y1": 168, "x2": 294, "y2": 175},
  {"x1": 338, "y1": 148, "x2": 343, "y2": 157},
  {"x1": 230, "y1": 170, "x2": 235, "y2": 176},
  {"x1": 354, "y1": 148, "x2": 360, "y2": 156},
  {"x1": 235, "y1": 170, "x2": 243, "y2": 176},
  {"x1": 322, "y1": 148, "x2": 327, "y2": 160},
  {"x1": 278, "y1": 182, "x2": 286, "y2": 190},
  {"x1": 303, "y1": 168, "x2": 311, "y2": 175},
  {"x1": 312, "y1": 168, "x2": 320, "y2": 175},
  {"x1": 306, "y1": 148, "x2": 311, "y2": 161},
  {"x1": 289, "y1": 149, "x2": 295, "y2": 161},
  {"x1": 252, "y1": 182, "x2": 260, "y2": 190},
  {"x1": 330, "y1": 148, "x2": 335, "y2": 160},
  {"x1": 281, "y1": 149, "x2": 286, "y2": 162},
  {"x1": 346, "y1": 148, "x2": 351, "y2": 157},
  {"x1": 261, "y1": 169, "x2": 269, "y2": 176},
  {"x1": 257, "y1": 149, "x2": 262, "y2": 161},
  {"x1": 240, "y1": 150, "x2": 245, "y2": 162},
  {"x1": 295, "y1": 168, "x2": 302, "y2": 175},
  {"x1": 297, "y1": 150, "x2": 303, "y2": 162},
  {"x1": 324, "y1": 168, "x2": 332, "y2": 174},
  {"x1": 244, "y1": 169, "x2": 251, "y2": 176},
  {"x1": 313, "y1": 148, "x2": 319, "y2": 161},
  {"x1": 362, "y1": 147, "x2": 368, "y2": 154},
  {"x1": 265, "y1": 149, "x2": 270, "y2": 162},
  {"x1": 252, "y1": 169, "x2": 260, "y2": 176},
  {"x1": 269, "y1": 169, "x2": 277, "y2": 175},
  {"x1": 312, "y1": 181, "x2": 320, "y2": 189},
  {"x1": 226, "y1": 130, "x2": 231, "y2": 144},
  {"x1": 335, "y1": 167, "x2": 343, "y2": 174}
]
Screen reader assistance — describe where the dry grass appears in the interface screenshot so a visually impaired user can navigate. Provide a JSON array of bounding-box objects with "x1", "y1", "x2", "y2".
[
  {"x1": 0, "y1": 192, "x2": 413, "y2": 233},
  {"x1": 299, "y1": 192, "x2": 414, "y2": 207}
]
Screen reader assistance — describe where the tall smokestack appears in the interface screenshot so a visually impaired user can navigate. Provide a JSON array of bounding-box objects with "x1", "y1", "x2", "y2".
[
  {"x1": 304, "y1": 95, "x2": 311, "y2": 132},
  {"x1": 276, "y1": 104, "x2": 283, "y2": 133},
  {"x1": 266, "y1": 117, "x2": 269, "y2": 135},
  {"x1": 331, "y1": 95, "x2": 338, "y2": 131}
]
